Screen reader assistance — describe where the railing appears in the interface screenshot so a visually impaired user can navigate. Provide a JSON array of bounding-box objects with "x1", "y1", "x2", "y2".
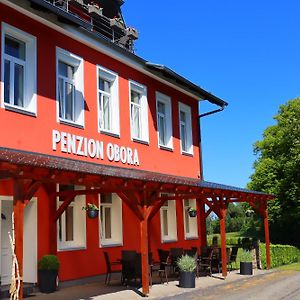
[{"x1": 36, "y1": 0, "x2": 136, "y2": 52}]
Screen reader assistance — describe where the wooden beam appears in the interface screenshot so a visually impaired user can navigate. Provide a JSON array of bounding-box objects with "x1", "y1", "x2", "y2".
[
  {"x1": 13, "y1": 179, "x2": 26, "y2": 300},
  {"x1": 54, "y1": 195, "x2": 75, "y2": 221},
  {"x1": 118, "y1": 192, "x2": 144, "y2": 221},
  {"x1": 140, "y1": 214, "x2": 149, "y2": 295},
  {"x1": 219, "y1": 208, "x2": 227, "y2": 277}
]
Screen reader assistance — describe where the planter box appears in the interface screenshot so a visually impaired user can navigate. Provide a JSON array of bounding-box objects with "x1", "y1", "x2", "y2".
[
  {"x1": 240, "y1": 262, "x2": 253, "y2": 275},
  {"x1": 179, "y1": 271, "x2": 195, "y2": 288},
  {"x1": 38, "y1": 270, "x2": 58, "y2": 293}
]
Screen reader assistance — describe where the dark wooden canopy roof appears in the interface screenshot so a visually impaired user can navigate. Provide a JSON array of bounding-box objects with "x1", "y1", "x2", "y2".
[{"x1": 0, "y1": 147, "x2": 274, "y2": 200}]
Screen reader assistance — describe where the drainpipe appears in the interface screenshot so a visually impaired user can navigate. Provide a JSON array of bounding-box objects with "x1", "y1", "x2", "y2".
[{"x1": 198, "y1": 104, "x2": 226, "y2": 119}]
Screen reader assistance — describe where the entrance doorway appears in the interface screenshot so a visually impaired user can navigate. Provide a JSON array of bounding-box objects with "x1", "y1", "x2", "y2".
[{"x1": 0, "y1": 197, "x2": 37, "y2": 285}]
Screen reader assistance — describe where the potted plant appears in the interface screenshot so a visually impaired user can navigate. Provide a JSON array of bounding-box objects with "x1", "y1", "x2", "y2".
[
  {"x1": 38, "y1": 255, "x2": 60, "y2": 293},
  {"x1": 188, "y1": 207, "x2": 197, "y2": 217},
  {"x1": 82, "y1": 203, "x2": 99, "y2": 219},
  {"x1": 240, "y1": 250, "x2": 253, "y2": 275},
  {"x1": 177, "y1": 254, "x2": 197, "y2": 288}
]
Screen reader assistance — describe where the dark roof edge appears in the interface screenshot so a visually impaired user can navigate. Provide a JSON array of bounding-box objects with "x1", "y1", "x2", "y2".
[
  {"x1": 145, "y1": 63, "x2": 228, "y2": 107},
  {"x1": 0, "y1": 147, "x2": 274, "y2": 199}
]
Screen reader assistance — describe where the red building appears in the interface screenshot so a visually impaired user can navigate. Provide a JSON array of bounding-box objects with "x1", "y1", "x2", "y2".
[{"x1": 0, "y1": 0, "x2": 273, "y2": 298}]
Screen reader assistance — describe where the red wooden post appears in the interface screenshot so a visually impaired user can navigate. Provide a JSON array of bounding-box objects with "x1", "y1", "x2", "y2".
[
  {"x1": 220, "y1": 208, "x2": 227, "y2": 277},
  {"x1": 13, "y1": 180, "x2": 25, "y2": 300},
  {"x1": 263, "y1": 207, "x2": 271, "y2": 269},
  {"x1": 198, "y1": 198, "x2": 207, "y2": 248},
  {"x1": 140, "y1": 215, "x2": 149, "y2": 295}
]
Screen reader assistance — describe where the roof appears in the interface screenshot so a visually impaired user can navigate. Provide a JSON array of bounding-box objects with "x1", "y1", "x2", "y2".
[
  {"x1": 145, "y1": 63, "x2": 228, "y2": 107},
  {"x1": 0, "y1": 147, "x2": 274, "y2": 199},
  {"x1": 19, "y1": 0, "x2": 227, "y2": 106}
]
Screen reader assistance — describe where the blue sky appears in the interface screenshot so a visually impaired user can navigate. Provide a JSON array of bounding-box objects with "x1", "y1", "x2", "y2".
[{"x1": 122, "y1": 1, "x2": 300, "y2": 188}]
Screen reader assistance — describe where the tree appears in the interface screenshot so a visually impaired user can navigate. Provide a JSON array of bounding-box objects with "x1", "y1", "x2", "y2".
[{"x1": 247, "y1": 98, "x2": 300, "y2": 246}]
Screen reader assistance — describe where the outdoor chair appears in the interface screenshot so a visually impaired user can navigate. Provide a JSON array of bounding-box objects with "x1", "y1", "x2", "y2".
[
  {"x1": 185, "y1": 248, "x2": 198, "y2": 258},
  {"x1": 198, "y1": 247, "x2": 214, "y2": 276},
  {"x1": 170, "y1": 247, "x2": 184, "y2": 273},
  {"x1": 228, "y1": 246, "x2": 239, "y2": 271},
  {"x1": 121, "y1": 250, "x2": 137, "y2": 285},
  {"x1": 217, "y1": 247, "x2": 231, "y2": 273},
  {"x1": 157, "y1": 249, "x2": 171, "y2": 283},
  {"x1": 103, "y1": 251, "x2": 121, "y2": 285}
]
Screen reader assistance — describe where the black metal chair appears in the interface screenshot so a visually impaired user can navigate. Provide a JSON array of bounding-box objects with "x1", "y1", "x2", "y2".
[
  {"x1": 157, "y1": 249, "x2": 171, "y2": 283},
  {"x1": 103, "y1": 251, "x2": 121, "y2": 285},
  {"x1": 198, "y1": 247, "x2": 214, "y2": 276},
  {"x1": 228, "y1": 246, "x2": 239, "y2": 271},
  {"x1": 170, "y1": 247, "x2": 184, "y2": 273},
  {"x1": 121, "y1": 250, "x2": 137, "y2": 285}
]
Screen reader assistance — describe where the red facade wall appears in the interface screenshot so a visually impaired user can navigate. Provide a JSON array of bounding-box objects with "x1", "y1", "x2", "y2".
[
  {"x1": 0, "y1": 3, "x2": 202, "y2": 180},
  {"x1": 0, "y1": 3, "x2": 205, "y2": 282}
]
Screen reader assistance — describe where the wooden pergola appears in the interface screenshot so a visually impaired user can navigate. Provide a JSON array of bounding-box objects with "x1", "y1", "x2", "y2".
[{"x1": 0, "y1": 148, "x2": 275, "y2": 299}]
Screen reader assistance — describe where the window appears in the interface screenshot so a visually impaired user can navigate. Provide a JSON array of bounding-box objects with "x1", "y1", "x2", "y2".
[
  {"x1": 179, "y1": 102, "x2": 193, "y2": 154},
  {"x1": 97, "y1": 66, "x2": 119, "y2": 136},
  {"x1": 56, "y1": 48, "x2": 84, "y2": 126},
  {"x1": 183, "y1": 199, "x2": 198, "y2": 239},
  {"x1": 1, "y1": 23, "x2": 36, "y2": 114},
  {"x1": 99, "y1": 193, "x2": 123, "y2": 247},
  {"x1": 57, "y1": 185, "x2": 86, "y2": 250},
  {"x1": 156, "y1": 92, "x2": 173, "y2": 149},
  {"x1": 160, "y1": 198, "x2": 177, "y2": 242},
  {"x1": 129, "y1": 81, "x2": 149, "y2": 143}
]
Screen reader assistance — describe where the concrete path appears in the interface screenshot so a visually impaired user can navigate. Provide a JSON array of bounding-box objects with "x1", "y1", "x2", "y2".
[{"x1": 6, "y1": 269, "x2": 300, "y2": 300}]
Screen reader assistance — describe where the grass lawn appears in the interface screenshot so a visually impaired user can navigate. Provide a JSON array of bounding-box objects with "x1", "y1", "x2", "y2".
[{"x1": 276, "y1": 263, "x2": 300, "y2": 271}]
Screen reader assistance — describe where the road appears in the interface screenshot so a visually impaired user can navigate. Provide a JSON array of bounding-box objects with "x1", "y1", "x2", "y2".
[{"x1": 158, "y1": 271, "x2": 300, "y2": 300}]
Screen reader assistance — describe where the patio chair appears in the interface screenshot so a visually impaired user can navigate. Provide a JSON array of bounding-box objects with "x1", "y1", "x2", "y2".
[
  {"x1": 217, "y1": 247, "x2": 231, "y2": 273},
  {"x1": 157, "y1": 249, "x2": 171, "y2": 283},
  {"x1": 228, "y1": 246, "x2": 239, "y2": 271},
  {"x1": 103, "y1": 251, "x2": 121, "y2": 285},
  {"x1": 170, "y1": 247, "x2": 184, "y2": 273},
  {"x1": 198, "y1": 247, "x2": 214, "y2": 276},
  {"x1": 185, "y1": 248, "x2": 198, "y2": 258},
  {"x1": 121, "y1": 250, "x2": 137, "y2": 285}
]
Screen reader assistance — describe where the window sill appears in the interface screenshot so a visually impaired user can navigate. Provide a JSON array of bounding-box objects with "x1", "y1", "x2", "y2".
[
  {"x1": 159, "y1": 145, "x2": 174, "y2": 152},
  {"x1": 181, "y1": 151, "x2": 194, "y2": 157},
  {"x1": 100, "y1": 130, "x2": 120, "y2": 139},
  {"x1": 4, "y1": 103, "x2": 37, "y2": 117},
  {"x1": 57, "y1": 246, "x2": 87, "y2": 252},
  {"x1": 132, "y1": 137, "x2": 149, "y2": 145},
  {"x1": 184, "y1": 236, "x2": 199, "y2": 241},
  {"x1": 161, "y1": 238, "x2": 178, "y2": 244},
  {"x1": 100, "y1": 242, "x2": 123, "y2": 248},
  {"x1": 59, "y1": 118, "x2": 84, "y2": 129}
]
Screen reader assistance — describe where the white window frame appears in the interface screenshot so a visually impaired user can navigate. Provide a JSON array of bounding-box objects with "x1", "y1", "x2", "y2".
[
  {"x1": 97, "y1": 66, "x2": 120, "y2": 136},
  {"x1": 178, "y1": 102, "x2": 193, "y2": 155},
  {"x1": 160, "y1": 198, "x2": 177, "y2": 243},
  {"x1": 183, "y1": 199, "x2": 198, "y2": 240},
  {"x1": 1, "y1": 22, "x2": 37, "y2": 115},
  {"x1": 56, "y1": 47, "x2": 84, "y2": 127},
  {"x1": 156, "y1": 92, "x2": 173, "y2": 149},
  {"x1": 129, "y1": 80, "x2": 149, "y2": 143},
  {"x1": 56, "y1": 185, "x2": 86, "y2": 251},
  {"x1": 99, "y1": 193, "x2": 123, "y2": 247}
]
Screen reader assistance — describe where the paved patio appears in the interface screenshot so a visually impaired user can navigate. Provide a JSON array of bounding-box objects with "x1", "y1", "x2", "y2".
[{"x1": 7, "y1": 269, "x2": 272, "y2": 300}]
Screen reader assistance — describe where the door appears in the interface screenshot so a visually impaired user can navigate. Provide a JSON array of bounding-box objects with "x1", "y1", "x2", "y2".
[
  {"x1": 0, "y1": 200, "x2": 13, "y2": 285},
  {"x1": 0, "y1": 198, "x2": 37, "y2": 285}
]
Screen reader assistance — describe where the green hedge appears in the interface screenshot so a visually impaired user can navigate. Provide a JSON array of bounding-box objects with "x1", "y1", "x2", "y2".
[{"x1": 260, "y1": 243, "x2": 300, "y2": 269}]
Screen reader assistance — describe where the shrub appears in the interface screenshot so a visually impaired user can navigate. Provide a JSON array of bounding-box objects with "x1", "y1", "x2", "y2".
[
  {"x1": 240, "y1": 250, "x2": 253, "y2": 262},
  {"x1": 260, "y1": 243, "x2": 300, "y2": 269},
  {"x1": 38, "y1": 255, "x2": 60, "y2": 271},
  {"x1": 177, "y1": 255, "x2": 196, "y2": 272}
]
